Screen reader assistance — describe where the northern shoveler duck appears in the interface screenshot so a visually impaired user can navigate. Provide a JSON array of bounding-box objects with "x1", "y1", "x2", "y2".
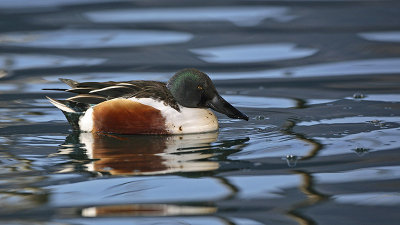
[
  {"x1": 73, "y1": 132, "x2": 219, "y2": 175},
  {"x1": 45, "y1": 68, "x2": 248, "y2": 134}
]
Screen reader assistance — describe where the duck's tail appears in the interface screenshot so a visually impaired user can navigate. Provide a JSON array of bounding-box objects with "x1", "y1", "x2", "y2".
[
  {"x1": 46, "y1": 96, "x2": 88, "y2": 130},
  {"x1": 46, "y1": 96, "x2": 76, "y2": 113}
]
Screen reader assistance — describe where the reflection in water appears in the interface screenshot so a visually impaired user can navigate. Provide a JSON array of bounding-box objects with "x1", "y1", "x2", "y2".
[
  {"x1": 0, "y1": 54, "x2": 105, "y2": 70},
  {"x1": 0, "y1": 29, "x2": 193, "y2": 48},
  {"x1": 81, "y1": 204, "x2": 217, "y2": 217},
  {"x1": 61, "y1": 132, "x2": 219, "y2": 175},
  {"x1": 287, "y1": 170, "x2": 330, "y2": 225},
  {"x1": 297, "y1": 116, "x2": 400, "y2": 126},
  {"x1": 0, "y1": 145, "x2": 48, "y2": 214},
  {"x1": 227, "y1": 174, "x2": 300, "y2": 199},
  {"x1": 295, "y1": 170, "x2": 330, "y2": 203},
  {"x1": 0, "y1": 0, "x2": 112, "y2": 9},
  {"x1": 85, "y1": 6, "x2": 295, "y2": 26},
  {"x1": 347, "y1": 94, "x2": 400, "y2": 103},
  {"x1": 223, "y1": 95, "x2": 297, "y2": 109},
  {"x1": 209, "y1": 58, "x2": 400, "y2": 80},
  {"x1": 47, "y1": 175, "x2": 231, "y2": 207},
  {"x1": 281, "y1": 119, "x2": 323, "y2": 161},
  {"x1": 308, "y1": 127, "x2": 400, "y2": 156},
  {"x1": 190, "y1": 43, "x2": 317, "y2": 63},
  {"x1": 46, "y1": 133, "x2": 251, "y2": 218},
  {"x1": 359, "y1": 31, "x2": 400, "y2": 43},
  {"x1": 315, "y1": 165, "x2": 400, "y2": 184},
  {"x1": 0, "y1": 83, "x2": 15, "y2": 91},
  {"x1": 334, "y1": 192, "x2": 400, "y2": 206},
  {"x1": 58, "y1": 216, "x2": 262, "y2": 225},
  {"x1": 0, "y1": 188, "x2": 48, "y2": 213},
  {"x1": 44, "y1": 72, "x2": 169, "y2": 84},
  {"x1": 0, "y1": 109, "x2": 66, "y2": 124}
]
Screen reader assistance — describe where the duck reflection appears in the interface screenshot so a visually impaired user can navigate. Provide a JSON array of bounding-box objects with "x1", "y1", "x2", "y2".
[
  {"x1": 81, "y1": 204, "x2": 217, "y2": 217},
  {"x1": 62, "y1": 132, "x2": 219, "y2": 175}
]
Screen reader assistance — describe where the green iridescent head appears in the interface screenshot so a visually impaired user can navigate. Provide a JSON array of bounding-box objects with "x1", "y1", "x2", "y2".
[{"x1": 167, "y1": 68, "x2": 248, "y2": 120}]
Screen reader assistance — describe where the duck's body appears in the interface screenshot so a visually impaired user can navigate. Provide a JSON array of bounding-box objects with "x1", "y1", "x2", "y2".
[
  {"x1": 46, "y1": 68, "x2": 248, "y2": 134},
  {"x1": 76, "y1": 97, "x2": 218, "y2": 134}
]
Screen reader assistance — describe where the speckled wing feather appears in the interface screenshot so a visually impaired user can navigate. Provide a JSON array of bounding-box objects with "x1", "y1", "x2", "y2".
[{"x1": 61, "y1": 79, "x2": 180, "y2": 111}]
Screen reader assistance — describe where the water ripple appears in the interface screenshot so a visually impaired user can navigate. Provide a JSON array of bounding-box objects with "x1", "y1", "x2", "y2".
[
  {"x1": 0, "y1": 29, "x2": 193, "y2": 48},
  {"x1": 191, "y1": 43, "x2": 318, "y2": 63},
  {"x1": 84, "y1": 6, "x2": 296, "y2": 27},
  {"x1": 47, "y1": 176, "x2": 230, "y2": 207},
  {"x1": 210, "y1": 58, "x2": 400, "y2": 80},
  {"x1": 0, "y1": 54, "x2": 105, "y2": 70},
  {"x1": 359, "y1": 31, "x2": 400, "y2": 43}
]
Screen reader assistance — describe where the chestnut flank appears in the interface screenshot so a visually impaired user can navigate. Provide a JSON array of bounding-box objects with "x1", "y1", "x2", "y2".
[{"x1": 92, "y1": 99, "x2": 168, "y2": 134}]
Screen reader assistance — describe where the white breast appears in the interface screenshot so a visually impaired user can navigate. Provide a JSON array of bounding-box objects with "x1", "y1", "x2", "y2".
[{"x1": 129, "y1": 97, "x2": 219, "y2": 134}]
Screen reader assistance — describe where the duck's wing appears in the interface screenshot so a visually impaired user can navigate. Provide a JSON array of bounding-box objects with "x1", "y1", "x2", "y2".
[{"x1": 46, "y1": 79, "x2": 180, "y2": 111}]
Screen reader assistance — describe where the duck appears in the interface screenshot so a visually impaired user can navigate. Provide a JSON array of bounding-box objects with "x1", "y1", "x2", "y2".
[
  {"x1": 45, "y1": 68, "x2": 248, "y2": 134},
  {"x1": 73, "y1": 132, "x2": 219, "y2": 175}
]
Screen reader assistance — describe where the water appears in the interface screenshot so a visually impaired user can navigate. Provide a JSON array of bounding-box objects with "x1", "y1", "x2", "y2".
[{"x1": 0, "y1": 0, "x2": 400, "y2": 224}]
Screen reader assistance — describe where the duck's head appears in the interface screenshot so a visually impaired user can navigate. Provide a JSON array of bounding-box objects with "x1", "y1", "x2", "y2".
[{"x1": 167, "y1": 68, "x2": 249, "y2": 121}]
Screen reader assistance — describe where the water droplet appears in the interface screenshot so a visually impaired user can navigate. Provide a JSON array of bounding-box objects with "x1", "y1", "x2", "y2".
[
  {"x1": 353, "y1": 92, "x2": 365, "y2": 99},
  {"x1": 354, "y1": 147, "x2": 369, "y2": 156},
  {"x1": 284, "y1": 154, "x2": 298, "y2": 167},
  {"x1": 255, "y1": 115, "x2": 265, "y2": 120},
  {"x1": 367, "y1": 120, "x2": 384, "y2": 126}
]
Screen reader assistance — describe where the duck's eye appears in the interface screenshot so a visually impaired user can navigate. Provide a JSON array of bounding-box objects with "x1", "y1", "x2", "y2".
[{"x1": 197, "y1": 85, "x2": 203, "y2": 90}]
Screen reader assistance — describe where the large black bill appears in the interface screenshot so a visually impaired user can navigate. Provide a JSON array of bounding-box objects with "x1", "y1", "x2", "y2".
[{"x1": 207, "y1": 95, "x2": 249, "y2": 121}]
